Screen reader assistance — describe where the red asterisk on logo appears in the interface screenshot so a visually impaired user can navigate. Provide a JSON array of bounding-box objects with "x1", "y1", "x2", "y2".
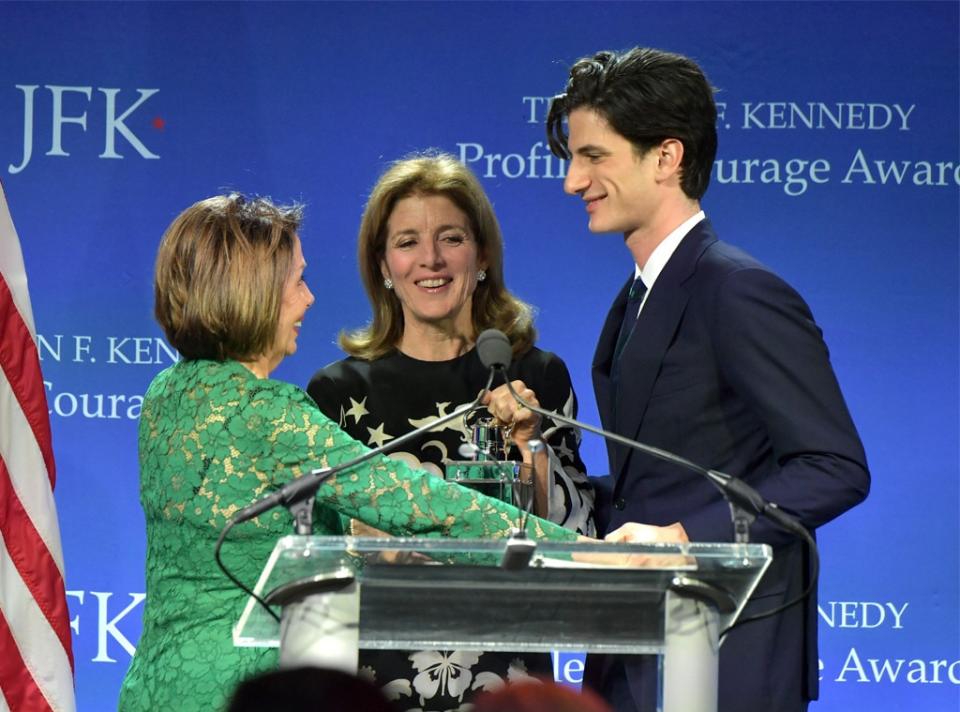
[{"x1": 152, "y1": 117, "x2": 166, "y2": 130}]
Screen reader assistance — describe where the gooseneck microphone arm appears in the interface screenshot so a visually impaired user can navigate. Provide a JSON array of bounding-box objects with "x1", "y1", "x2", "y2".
[
  {"x1": 475, "y1": 330, "x2": 542, "y2": 570},
  {"x1": 476, "y1": 328, "x2": 806, "y2": 541},
  {"x1": 231, "y1": 367, "x2": 498, "y2": 530},
  {"x1": 475, "y1": 328, "x2": 819, "y2": 630},
  {"x1": 214, "y1": 367, "x2": 499, "y2": 620},
  {"x1": 502, "y1": 376, "x2": 809, "y2": 543}
]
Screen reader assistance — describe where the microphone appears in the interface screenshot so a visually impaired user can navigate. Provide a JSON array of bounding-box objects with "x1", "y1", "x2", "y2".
[
  {"x1": 476, "y1": 328, "x2": 513, "y2": 371},
  {"x1": 476, "y1": 330, "x2": 545, "y2": 569}
]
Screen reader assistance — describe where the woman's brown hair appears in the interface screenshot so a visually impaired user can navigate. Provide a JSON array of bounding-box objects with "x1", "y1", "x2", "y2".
[{"x1": 154, "y1": 194, "x2": 302, "y2": 361}]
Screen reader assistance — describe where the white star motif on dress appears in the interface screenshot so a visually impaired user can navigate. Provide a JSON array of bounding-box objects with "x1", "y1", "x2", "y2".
[
  {"x1": 367, "y1": 422, "x2": 394, "y2": 447},
  {"x1": 408, "y1": 401, "x2": 472, "y2": 440},
  {"x1": 345, "y1": 396, "x2": 369, "y2": 423},
  {"x1": 408, "y1": 402, "x2": 451, "y2": 430},
  {"x1": 555, "y1": 438, "x2": 574, "y2": 462}
]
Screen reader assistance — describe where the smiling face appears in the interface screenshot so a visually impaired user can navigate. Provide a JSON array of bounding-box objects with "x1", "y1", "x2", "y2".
[
  {"x1": 266, "y1": 235, "x2": 314, "y2": 370},
  {"x1": 563, "y1": 107, "x2": 662, "y2": 239},
  {"x1": 380, "y1": 193, "x2": 485, "y2": 340}
]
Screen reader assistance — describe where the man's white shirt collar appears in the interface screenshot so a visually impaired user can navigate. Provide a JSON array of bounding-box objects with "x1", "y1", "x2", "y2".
[
  {"x1": 634, "y1": 210, "x2": 706, "y2": 290},
  {"x1": 627, "y1": 211, "x2": 705, "y2": 316}
]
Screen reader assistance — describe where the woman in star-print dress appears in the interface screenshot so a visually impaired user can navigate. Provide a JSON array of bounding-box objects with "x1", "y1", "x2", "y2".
[{"x1": 307, "y1": 153, "x2": 594, "y2": 711}]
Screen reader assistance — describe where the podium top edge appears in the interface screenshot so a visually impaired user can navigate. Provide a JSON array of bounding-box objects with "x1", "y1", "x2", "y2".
[{"x1": 271, "y1": 534, "x2": 772, "y2": 560}]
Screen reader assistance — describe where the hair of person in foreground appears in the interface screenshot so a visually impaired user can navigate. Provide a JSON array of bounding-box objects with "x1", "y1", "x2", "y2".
[
  {"x1": 226, "y1": 665, "x2": 399, "y2": 712},
  {"x1": 471, "y1": 678, "x2": 613, "y2": 712}
]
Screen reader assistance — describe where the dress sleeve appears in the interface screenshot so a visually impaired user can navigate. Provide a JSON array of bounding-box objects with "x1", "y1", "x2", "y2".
[
  {"x1": 250, "y1": 380, "x2": 579, "y2": 543},
  {"x1": 526, "y1": 354, "x2": 596, "y2": 537}
]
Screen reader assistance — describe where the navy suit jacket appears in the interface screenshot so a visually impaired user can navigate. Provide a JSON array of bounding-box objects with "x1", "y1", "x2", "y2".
[{"x1": 588, "y1": 220, "x2": 869, "y2": 712}]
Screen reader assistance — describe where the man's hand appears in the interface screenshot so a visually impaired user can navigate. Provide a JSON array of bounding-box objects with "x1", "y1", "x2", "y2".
[{"x1": 605, "y1": 521, "x2": 689, "y2": 544}]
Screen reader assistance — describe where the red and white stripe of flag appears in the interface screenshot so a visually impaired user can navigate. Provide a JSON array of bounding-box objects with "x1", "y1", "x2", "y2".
[{"x1": 0, "y1": 182, "x2": 75, "y2": 712}]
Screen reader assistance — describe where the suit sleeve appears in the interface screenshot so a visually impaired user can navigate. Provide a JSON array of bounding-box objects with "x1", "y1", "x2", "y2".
[{"x1": 679, "y1": 267, "x2": 870, "y2": 545}]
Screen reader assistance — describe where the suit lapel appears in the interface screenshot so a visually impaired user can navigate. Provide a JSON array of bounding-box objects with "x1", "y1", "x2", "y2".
[
  {"x1": 592, "y1": 274, "x2": 633, "y2": 435},
  {"x1": 611, "y1": 281, "x2": 689, "y2": 476},
  {"x1": 608, "y1": 221, "x2": 718, "y2": 479}
]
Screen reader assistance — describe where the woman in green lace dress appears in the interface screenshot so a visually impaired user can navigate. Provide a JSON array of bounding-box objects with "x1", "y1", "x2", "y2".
[{"x1": 117, "y1": 194, "x2": 579, "y2": 712}]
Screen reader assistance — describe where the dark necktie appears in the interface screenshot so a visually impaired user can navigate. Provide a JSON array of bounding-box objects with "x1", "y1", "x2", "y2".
[
  {"x1": 610, "y1": 276, "x2": 646, "y2": 448},
  {"x1": 612, "y1": 276, "x2": 647, "y2": 368},
  {"x1": 610, "y1": 276, "x2": 647, "y2": 417}
]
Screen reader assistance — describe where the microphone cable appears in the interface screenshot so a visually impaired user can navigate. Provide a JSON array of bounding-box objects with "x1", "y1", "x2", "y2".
[{"x1": 214, "y1": 517, "x2": 281, "y2": 624}]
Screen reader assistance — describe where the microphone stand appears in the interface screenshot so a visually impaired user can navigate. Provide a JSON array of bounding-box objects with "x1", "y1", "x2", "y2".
[
  {"x1": 231, "y1": 368, "x2": 497, "y2": 533},
  {"x1": 497, "y1": 369, "x2": 819, "y2": 630},
  {"x1": 214, "y1": 369, "x2": 501, "y2": 620},
  {"x1": 497, "y1": 372, "x2": 808, "y2": 543},
  {"x1": 499, "y1": 439, "x2": 543, "y2": 570}
]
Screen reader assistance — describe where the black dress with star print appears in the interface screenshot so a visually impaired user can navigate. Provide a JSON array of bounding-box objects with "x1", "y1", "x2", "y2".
[{"x1": 306, "y1": 346, "x2": 594, "y2": 711}]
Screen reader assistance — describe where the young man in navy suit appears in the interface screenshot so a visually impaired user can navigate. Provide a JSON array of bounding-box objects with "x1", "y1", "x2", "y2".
[{"x1": 546, "y1": 48, "x2": 870, "y2": 712}]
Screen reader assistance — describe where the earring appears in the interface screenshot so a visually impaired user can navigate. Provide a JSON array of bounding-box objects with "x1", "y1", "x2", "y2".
[
  {"x1": 384, "y1": 278, "x2": 393, "y2": 290},
  {"x1": 477, "y1": 269, "x2": 487, "y2": 282}
]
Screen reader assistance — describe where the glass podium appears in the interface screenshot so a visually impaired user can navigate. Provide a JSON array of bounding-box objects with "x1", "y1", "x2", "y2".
[{"x1": 234, "y1": 536, "x2": 771, "y2": 712}]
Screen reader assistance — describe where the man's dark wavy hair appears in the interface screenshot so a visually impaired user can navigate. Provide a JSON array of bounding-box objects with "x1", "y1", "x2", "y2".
[{"x1": 547, "y1": 47, "x2": 718, "y2": 200}]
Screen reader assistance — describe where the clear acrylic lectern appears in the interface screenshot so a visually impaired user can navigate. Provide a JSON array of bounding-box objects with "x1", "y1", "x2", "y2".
[{"x1": 234, "y1": 536, "x2": 770, "y2": 712}]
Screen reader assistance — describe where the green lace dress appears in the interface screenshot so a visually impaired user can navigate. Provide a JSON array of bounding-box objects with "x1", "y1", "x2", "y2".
[{"x1": 117, "y1": 359, "x2": 577, "y2": 711}]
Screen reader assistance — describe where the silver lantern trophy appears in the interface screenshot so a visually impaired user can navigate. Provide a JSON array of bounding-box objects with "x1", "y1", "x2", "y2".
[{"x1": 443, "y1": 411, "x2": 534, "y2": 509}]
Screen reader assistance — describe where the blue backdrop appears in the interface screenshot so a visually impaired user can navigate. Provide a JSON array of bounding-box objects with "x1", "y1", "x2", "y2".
[{"x1": 1, "y1": 2, "x2": 957, "y2": 710}]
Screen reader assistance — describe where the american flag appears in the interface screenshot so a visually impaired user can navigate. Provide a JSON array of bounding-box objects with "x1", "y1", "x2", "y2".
[{"x1": 0, "y1": 182, "x2": 75, "y2": 711}]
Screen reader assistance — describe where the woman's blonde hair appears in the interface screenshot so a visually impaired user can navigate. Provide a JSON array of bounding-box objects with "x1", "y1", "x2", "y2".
[
  {"x1": 340, "y1": 152, "x2": 535, "y2": 359},
  {"x1": 154, "y1": 193, "x2": 302, "y2": 361}
]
